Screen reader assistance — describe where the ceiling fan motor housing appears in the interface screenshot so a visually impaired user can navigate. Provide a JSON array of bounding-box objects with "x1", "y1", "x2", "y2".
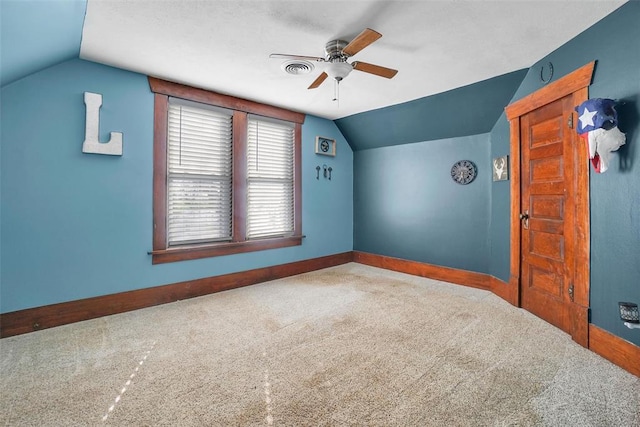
[{"x1": 325, "y1": 39, "x2": 349, "y2": 60}]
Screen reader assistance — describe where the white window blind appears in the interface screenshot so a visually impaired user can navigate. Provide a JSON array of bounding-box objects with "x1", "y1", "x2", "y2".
[
  {"x1": 167, "y1": 99, "x2": 233, "y2": 246},
  {"x1": 246, "y1": 116, "x2": 295, "y2": 239}
]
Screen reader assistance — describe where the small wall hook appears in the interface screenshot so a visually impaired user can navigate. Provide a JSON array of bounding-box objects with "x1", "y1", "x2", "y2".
[
  {"x1": 328, "y1": 167, "x2": 333, "y2": 180},
  {"x1": 323, "y1": 164, "x2": 328, "y2": 179},
  {"x1": 315, "y1": 165, "x2": 320, "y2": 180}
]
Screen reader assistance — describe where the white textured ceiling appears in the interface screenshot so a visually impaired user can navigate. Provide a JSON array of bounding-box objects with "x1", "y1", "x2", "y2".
[{"x1": 80, "y1": 0, "x2": 626, "y2": 120}]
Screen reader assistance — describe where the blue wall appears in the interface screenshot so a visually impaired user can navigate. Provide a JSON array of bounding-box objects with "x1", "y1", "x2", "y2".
[
  {"x1": 490, "y1": 1, "x2": 640, "y2": 345},
  {"x1": 488, "y1": 114, "x2": 511, "y2": 283},
  {"x1": 0, "y1": 0, "x2": 86, "y2": 87},
  {"x1": 0, "y1": 58, "x2": 353, "y2": 313},
  {"x1": 354, "y1": 133, "x2": 491, "y2": 273}
]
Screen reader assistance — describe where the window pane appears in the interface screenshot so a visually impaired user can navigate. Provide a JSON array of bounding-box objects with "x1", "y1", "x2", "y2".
[
  {"x1": 167, "y1": 101, "x2": 233, "y2": 245},
  {"x1": 247, "y1": 181, "x2": 294, "y2": 238},
  {"x1": 168, "y1": 104, "x2": 232, "y2": 176},
  {"x1": 168, "y1": 177, "x2": 232, "y2": 244},
  {"x1": 247, "y1": 118, "x2": 294, "y2": 239}
]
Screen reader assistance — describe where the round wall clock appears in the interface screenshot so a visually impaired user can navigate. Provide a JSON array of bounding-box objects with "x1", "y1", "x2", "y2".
[{"x1": 451, "y1": 160, "x2": 477, "y2": 185}]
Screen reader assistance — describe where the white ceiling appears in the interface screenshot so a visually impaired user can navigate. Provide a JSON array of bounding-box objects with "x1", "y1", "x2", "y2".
[{"x1": 80, "y1": 0, "x2": 626, "y2": 120}]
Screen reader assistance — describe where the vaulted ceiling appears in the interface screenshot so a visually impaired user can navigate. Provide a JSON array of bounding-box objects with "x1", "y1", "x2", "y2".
[{"x1": 1, "y1": 1, "x2": 628, "y2": 130}]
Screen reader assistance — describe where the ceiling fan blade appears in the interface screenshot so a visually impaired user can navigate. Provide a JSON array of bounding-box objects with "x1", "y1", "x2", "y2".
[
  {"x1": 269, "y1": 53, "x2": 326, "y2": 62},
  {"x1": 308, "y1": 72, "x2": 328, "y2": 89},
  {"x1": 352, "y1": 61, "x2": 398, "y2": 79},
  {"x1": 342, "y1": 28, "x2": 382, "y2": 57}
]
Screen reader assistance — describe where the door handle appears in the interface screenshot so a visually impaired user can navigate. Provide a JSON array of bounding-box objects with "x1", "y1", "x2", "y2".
[{"x1": 520, "y1": 210, "x2": 529, "y2": 229}]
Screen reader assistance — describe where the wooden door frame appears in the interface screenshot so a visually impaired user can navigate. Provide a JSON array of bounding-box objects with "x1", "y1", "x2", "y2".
[{"x1": 505, "y1": 61, "x2": 594, "y2": 347}]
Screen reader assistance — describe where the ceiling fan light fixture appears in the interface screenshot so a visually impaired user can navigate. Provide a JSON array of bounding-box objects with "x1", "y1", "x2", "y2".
[{"x1": 326, "y1": 61, "x2": 353, "y2": 81}]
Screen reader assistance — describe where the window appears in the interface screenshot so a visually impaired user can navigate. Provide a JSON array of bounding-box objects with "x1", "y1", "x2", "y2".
[
  {"x1": 167, "y1": 100, "x2": 233, "y2": 245},
  {"x1": 149, "y1": 77, "x2": 304, "y2": 264},
  {"x1": 246, "y1": 116, "x2": 296, "y2": 239}
]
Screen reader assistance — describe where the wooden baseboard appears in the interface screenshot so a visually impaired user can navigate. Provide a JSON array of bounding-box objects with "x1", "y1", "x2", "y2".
[
  {"x1": 490, "y1": 276, "x2": 518, "y2": 306},
  {"x1": 353, "y1": 251, "x2": 492, "y2": 291},
  {"x1": 0, "y1": 252, "x2": 354, "y2": 338},
  {"x1": 352, "y1": 252, "x2": 518, "y2": 306},
  {"x1": 351, "y1": 252, "x2": 637, "y2": 377},
  {"x1": 589, "y1": 324, "x2": 640, "y2": 377}
]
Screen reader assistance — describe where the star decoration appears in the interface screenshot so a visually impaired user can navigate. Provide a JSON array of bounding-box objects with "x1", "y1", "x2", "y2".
[{"x1": 579, "y1": 107, "x2": 597, "y2": 129}]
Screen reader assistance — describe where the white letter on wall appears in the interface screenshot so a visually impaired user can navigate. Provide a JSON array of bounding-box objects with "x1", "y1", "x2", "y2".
[{"x1": 82, "y1": 92, "x2": 123, "y2": 156}]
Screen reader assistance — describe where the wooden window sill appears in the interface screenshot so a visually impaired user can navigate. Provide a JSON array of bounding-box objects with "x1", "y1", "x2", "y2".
[{"x1": 150, "y1": 236, "x2": 303, "y2": 264}]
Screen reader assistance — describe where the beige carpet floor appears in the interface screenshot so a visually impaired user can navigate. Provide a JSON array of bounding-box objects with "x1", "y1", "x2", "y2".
[{"x1": 1, "y1": 263, "x2": 639, "y2": 426}]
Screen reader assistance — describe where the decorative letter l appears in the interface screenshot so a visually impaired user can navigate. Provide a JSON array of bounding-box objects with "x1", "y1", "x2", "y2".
[{"x1": 82, "y1": 92, "x2": 123, "y2": 156}]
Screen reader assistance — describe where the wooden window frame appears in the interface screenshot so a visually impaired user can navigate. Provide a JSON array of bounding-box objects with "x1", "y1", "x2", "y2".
[{"x1": 148, "y1": 77, "x2": 304, "y2": 264}]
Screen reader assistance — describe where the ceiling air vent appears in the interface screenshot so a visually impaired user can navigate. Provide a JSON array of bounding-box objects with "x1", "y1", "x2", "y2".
[{"x1": 281, "y1": 60, "x2": 314, "y2": 75}]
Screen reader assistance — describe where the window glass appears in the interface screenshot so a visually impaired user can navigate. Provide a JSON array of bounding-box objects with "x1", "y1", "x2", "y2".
[
  {"x1": 167, "y1": 100, "x2": 233, "y2": 245},
  {"x1": 247, "y1": 117, "x2": 295, "y2": 239}
]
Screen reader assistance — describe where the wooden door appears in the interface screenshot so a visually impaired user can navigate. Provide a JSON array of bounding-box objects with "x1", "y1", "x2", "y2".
[
  {"x1": 505, "y1": 62, "x2": 593, "y2": 347},
  {"x1": 520, "y1": 95, "x2": 576, "y2": 334}
]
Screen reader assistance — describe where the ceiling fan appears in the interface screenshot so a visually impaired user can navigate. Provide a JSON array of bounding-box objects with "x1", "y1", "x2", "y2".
[{"x1": 270, "y1": 28, "x2": 398, "y2": 90}]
